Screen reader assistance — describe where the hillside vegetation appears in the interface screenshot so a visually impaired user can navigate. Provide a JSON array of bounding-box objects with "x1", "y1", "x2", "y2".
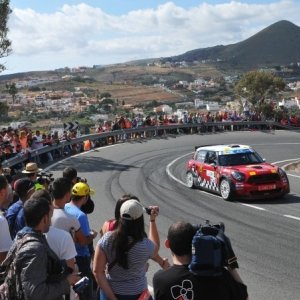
[
  {"x1": 168, "y1": 20, "x2": 300, "y2": 70},
  {"x1": 1, "y1": 20, "x2": 300, "y2": 108}
]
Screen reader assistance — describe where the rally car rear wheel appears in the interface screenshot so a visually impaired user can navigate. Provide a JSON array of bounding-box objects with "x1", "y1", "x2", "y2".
[
  {"x1": 186, "y1": 172, "x2": 197, "y2": 188},
  {"x1": 220, "y1": 178, "x2": 234, "y2": 201}
]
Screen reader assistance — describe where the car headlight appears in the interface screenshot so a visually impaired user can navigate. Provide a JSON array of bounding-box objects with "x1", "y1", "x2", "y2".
[
  {"x1": 278, "y1": 167, "x2": 287, "y2": 178},
  {"x1": 231, "y1": 171, "x2": 245, "y2": 182}
]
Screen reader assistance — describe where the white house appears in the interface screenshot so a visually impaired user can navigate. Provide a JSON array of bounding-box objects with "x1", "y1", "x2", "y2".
[
  {"x1": 175, "y1": 109, "x2": 188, "y2": 120},
  {"x1": 154, "y1": 104, "x2": 173, "y2": 114},
  {"x1": 194, "y1": 98, "x2": 205, "y2": 108},
  {"x1": 278, "y1": 97, "x2": 300, "y2": 109},
  {"x1": 206, "y1": 102, "x2": 220, "y2": 112}
]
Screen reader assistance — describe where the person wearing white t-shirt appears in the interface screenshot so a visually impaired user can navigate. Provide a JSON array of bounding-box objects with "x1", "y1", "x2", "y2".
[
  {"x1": 0, "y1": 175, "x2": 12, "y2": 263},
  {"x1": 32, "y1": 130, "x2": 44, "y2": 150},
  {"x1": 46, "y1": 226, "x2": 78, "y2": 300},
  {"x1": 50, "y1": 177, "x2": 96, "y2": 246},
  {"x1": 0, "y1": 215, "x2": 12, "y2": 263},
  {"x1": 46, "y1": 226, "x2": 77, "y2": 271}
]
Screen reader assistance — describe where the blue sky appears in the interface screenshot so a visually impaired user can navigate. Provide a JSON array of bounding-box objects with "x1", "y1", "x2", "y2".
[
  {"x1": 10, "y1": 0, "x2": 279, "y2": 14},
  {"x1": 2, "y1": 0, "x2": 300, "y2": 74}
]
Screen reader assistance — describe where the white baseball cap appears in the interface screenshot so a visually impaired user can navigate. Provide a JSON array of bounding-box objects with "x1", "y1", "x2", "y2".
[{"x1": 120, "y1": 199, "x2": 144, "y2": 221}]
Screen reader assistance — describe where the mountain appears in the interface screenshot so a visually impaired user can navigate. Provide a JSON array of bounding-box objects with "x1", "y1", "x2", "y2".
[{"x1": 166, "y1": 20, "x2": 300, "y2": 70}]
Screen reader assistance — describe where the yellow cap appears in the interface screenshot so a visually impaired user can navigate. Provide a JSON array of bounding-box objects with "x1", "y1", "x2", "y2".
[{"x1": 72, "y1": 182, "x2": 95, "y2": 196}]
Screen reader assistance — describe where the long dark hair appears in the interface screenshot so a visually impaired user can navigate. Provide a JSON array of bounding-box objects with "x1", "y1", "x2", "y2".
[{"x1": 112, "y1": 215, "x2": 146, "y2": 269}]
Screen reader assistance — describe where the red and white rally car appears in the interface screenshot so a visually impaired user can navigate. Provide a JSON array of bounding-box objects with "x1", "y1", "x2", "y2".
[{"x1": 186, "y1": 144, "x2": 290, "y2": 201}]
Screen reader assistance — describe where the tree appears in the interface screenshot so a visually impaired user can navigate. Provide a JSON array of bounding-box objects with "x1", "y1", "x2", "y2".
[
  {"x1": 234, "y1": 71, "x2": 285, "y2": 112},
  {"x1": 101, "y1": 98, "x2": 114, "y2": 105},
  {"x1": 28, "y1": 86, "x2": 41, "y2": 92},
  {"x1": 100, "y1": 92, "x2": 111, "y2": 98},
  {"x1": 0, "y1": 0, "x2": 12, "y2": 72},
  {"x1": 0, "y1": 101, "x2": 8, "y2": 118},
  {"x1": 6, "y1": 82, "x2": 17, "y2": 103},
  {"x1": 87, "y1": 105, "x2": 97, "y2": 114}
]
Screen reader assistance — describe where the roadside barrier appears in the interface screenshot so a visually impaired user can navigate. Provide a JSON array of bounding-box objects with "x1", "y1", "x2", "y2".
[{"x1": 2, "y1": 120, "x2": 299, "y2": 169}]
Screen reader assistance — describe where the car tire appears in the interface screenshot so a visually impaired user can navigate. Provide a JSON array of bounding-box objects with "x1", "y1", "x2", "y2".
[
  {"x1": 220, "y1": 178, "x2": 234, "y2": 201},
  {"x1": 186, "y1": 171, "x2": 197, "y2": 189}
]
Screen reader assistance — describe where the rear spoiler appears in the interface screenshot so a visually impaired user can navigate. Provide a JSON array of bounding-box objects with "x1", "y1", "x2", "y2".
[{"x1": 194, "y1": 144, "x2": 224, "y2": 151}]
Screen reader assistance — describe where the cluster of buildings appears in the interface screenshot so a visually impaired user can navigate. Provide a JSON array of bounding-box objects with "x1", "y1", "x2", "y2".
[{"x1": 1, "y1": 69, "x2": 300, "y2": 128}]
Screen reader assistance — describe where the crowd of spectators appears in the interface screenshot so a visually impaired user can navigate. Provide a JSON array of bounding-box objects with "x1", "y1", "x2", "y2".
[
  {"x1": 1, "y1": 110, "x2": 299, "y2": 173},
  {"x1": 93, "y1": 111, "x2": 274, "y2": 144},
  {"x1": 0, "y1": 127, "x2": 82, "y2": 167},
  {"x1": 0, "y1": 162, "x2": 249, "y2": 299}
]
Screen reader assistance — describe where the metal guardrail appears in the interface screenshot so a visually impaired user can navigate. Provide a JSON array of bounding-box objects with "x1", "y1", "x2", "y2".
[{"x1": 2, "y1": 120, "x2": 299, "y2": 168}]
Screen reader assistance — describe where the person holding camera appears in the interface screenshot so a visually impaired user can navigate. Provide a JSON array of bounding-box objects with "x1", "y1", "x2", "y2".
[
  {"x1": 22, "y1": 162, "x2": 42, "y2": 182},
  {"x1": 93, "y1": 199, "x2": 161, "y2": 300},
  {"x1": 153, "y1": 221, "x2": 248, "y2": 300},
  {"x1": 62, "y1": 167, "x2": 95, "y2": 215},
  {"x1": 99, "y1": 194, "x2": 169, "y2": 270}
]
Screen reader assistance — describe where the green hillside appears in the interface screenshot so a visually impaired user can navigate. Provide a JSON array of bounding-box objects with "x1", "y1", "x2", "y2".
[{"x1": 168, "y1": 20, "x2": 300, "y2": 70}]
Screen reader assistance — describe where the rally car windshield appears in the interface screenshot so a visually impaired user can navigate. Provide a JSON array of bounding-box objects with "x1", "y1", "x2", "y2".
[{"x1": 218, "y1": 152, "x2": 264, "y2": 166}]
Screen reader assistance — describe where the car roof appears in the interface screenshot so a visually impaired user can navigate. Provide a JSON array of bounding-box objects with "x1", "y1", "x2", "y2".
[{"x1": 196, "y1": 144, "x2": 254, "y2": 155}]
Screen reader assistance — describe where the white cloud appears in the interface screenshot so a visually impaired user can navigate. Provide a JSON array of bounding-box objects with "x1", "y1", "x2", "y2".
[{"x1": 3, "y1": 0, "x2": 300, "y2": 73}]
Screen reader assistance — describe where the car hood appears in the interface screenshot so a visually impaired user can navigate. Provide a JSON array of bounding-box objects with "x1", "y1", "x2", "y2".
[{"x1": 226, "y1": 163, "x2": 278, "y2": 174}]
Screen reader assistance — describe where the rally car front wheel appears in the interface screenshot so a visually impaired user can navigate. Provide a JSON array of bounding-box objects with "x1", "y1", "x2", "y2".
[{"x1": 220, "y1": 178, "x2": 234, "y2": 201}]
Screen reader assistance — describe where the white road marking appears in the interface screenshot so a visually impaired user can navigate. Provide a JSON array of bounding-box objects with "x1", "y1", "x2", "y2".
[
  {"x1": 166, "y1": 152, "x2": 191, "y2": 187},
  {"x1": 241, "y1": 204, "x2": 266, "y2": 211},
  {"x1": 279, "y1": 160, "x2": 300, "y2": 179},
  {"x1": 286, "y1": 173, "x2": 300, "y2": 178},
  {"x1": 283, "y1": 215, "x2": 300, "y2": 221},
  {"x1": 272, "y1": 158, "x2": 300, "y2": 164}
]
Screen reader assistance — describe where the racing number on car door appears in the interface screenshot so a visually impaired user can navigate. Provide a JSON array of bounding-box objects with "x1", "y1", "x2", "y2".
[
  {"x1": 203, "y1": 151, "x2": 217, "y2": 189},
  {"x1": 195, "y1": 150, "x2": 207, "y2": 182}
]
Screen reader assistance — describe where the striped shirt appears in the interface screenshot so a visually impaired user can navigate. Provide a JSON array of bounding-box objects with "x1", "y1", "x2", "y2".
[{"x1": 98, "y1": 231, "x2": 155, "y2": 295}]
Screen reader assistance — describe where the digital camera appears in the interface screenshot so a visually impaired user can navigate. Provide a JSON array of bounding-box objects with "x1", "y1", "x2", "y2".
[
  {"x1": 73, "y1": 276, "x2": 90, "y2": 293},
  {"x1": 144, "y1": 207, "x2": 151, "y2": 215},
  {"x1": 36, "y1": 172, "x2": 54, "y2": 185},
  {"x1": 193, "y1": 220, "x2": 225, "y2": 234}
]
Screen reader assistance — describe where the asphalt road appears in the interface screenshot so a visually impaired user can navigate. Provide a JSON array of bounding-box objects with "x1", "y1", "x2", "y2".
[{"x1": 48, "y1": 130, "x2": 300, "y2": 300}]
